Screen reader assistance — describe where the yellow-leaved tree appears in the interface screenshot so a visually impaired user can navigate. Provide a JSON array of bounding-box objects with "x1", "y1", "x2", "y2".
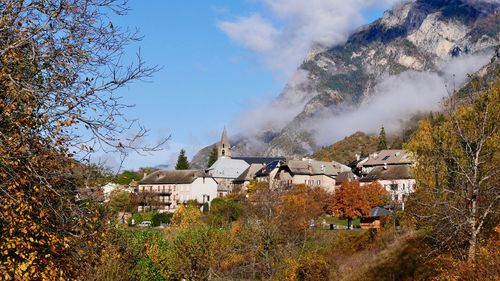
[{"x1": 405, "y1": 77, "x2": 499, "y2": 265}]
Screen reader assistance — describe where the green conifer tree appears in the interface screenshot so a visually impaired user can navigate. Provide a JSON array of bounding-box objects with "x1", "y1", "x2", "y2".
[
  {"x1": 175, "y1": 149, "x2": 190, "y2": 170},
  {"x1": 207, "y1": 146, "x2": 218, "y2": 168},
  {"x1": 377, "y1": 126, "x2": 387, "y2": 151}
]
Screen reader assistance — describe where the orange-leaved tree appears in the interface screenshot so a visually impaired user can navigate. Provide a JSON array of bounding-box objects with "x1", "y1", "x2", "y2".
[
  {"x1": 329, "y1": 181, "x2": 370, "y2": 229},
  {"x1": 279, "y1": 185, "x2": 329, "y2": 242},
  {"x1": 363, "y1": 181, "x2": 390, "y2": 208}
]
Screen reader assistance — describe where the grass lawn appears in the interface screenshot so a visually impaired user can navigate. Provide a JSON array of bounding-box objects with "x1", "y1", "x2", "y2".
[{"x1": 324, "y1": 215, "x2": 360, "y2": 227}]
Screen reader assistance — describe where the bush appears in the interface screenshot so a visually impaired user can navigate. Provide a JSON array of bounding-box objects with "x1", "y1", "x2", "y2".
[
  {"x1": 152, "y1": 212, "x2": 173, "y2": 227},
  {"x1": 129, "y1": 212, "x2": 143, "y2": 226},
  {"x1": 296, "y1": 257, "x2": 330, "y2": 281}
]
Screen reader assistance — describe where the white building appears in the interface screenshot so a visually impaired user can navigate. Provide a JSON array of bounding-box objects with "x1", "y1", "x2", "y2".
[
  {"x1": 137, "y1": 170, "x2": 218, "y2": 212},
  {"x1": 360, "y1": 164, "x2": 416, "y2": 205},
  {"x1": 101, "y1": 182, "x2": 128, "y2": 202},
  {"x1": 273, "y1": 159, "x2": 351, "y2": 192},
  {"x1": 358, "y1": 149, "x2": 416, "y2": 207}
]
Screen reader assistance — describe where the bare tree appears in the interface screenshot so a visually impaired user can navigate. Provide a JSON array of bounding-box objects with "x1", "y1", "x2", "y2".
[
  {"x1": 0, "y1": 0, "x2": 168, "y2": 162},
  {"x1": 406, "y1": 77, "x2": 499, "y2": 263}
]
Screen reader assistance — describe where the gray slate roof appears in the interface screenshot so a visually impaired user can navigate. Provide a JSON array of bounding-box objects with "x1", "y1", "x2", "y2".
[
  {"x1": 139, "y1": 170, "x2": 210, "y2": 185},
  {"x1": 335, "y1": 171, "x2": 357, "y2": 185},
  {"x1": 363, "y1": 150, "x2": 412, "y2": 166},
  {"x1": 360, "y1": 164, "x2": 413, "y2": 182},
  {"x1": 370, "y1": 207, "x2": 391, "y2": 217},
  {"x1": 234, "y1": 163, "x2": 264, "y2": 182},
  {"x1": 284, "y1": 159, "x2": 349, "y2": 176},
  {"x1": 207, "y1": 158, "x2": 249, "y2": 179}
]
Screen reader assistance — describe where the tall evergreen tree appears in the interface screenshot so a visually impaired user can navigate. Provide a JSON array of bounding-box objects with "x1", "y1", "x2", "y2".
[
  {"x1": 175, "y1": 149, "x2": 190, "y2": 170},
  {"x1": 207, "y1": 146, "x2": 218, "y2": 168},
  {"x1": 377, "y1": 126, "x2": 387, "y2": 151}
]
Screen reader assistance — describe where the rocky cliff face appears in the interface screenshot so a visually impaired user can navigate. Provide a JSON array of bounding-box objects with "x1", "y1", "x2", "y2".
[
  {"x1": 263, "y1": 0, "x2": 499, "y2": 156},
  {"x1": 191, "y1": 0, "x2": 499, "y2": 166}
]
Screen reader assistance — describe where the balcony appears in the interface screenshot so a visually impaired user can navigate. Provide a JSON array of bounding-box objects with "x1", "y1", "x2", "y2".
[{"x1": 140, "y1": 188, "x2": 173, "y2": 195}]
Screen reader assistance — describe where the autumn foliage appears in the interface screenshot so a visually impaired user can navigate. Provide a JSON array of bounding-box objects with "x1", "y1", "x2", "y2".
[
  {"x1": 363, "y1": 181, "x2": 390, "y2": 208},
  {"x1": 0, "y1": 0, "x2": 158, "y2": 279},
  {"x1": 329, "y1": 181, "x2": 370, "y2": 227}
]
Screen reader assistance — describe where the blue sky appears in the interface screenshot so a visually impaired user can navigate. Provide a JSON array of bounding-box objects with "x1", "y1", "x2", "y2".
[{"x1": 107, "y1": 0, "x2": 396, "y2": 170}]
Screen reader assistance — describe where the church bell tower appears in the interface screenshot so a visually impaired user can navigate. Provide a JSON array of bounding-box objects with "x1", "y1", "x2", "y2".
[{"x1": 218, "y1": 127, "x2": 231, "y2": 159}]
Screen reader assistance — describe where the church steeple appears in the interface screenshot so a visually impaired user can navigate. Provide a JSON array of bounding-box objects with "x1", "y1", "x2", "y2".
[{"x1": 218, "y1": 127, "x2": 231, "y2": 159}]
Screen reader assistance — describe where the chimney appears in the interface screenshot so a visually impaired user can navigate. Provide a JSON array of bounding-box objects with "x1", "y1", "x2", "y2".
[
  {"x1": 143, "y1": 172, "x2": 148, "y2": 179},
  {"x1": 383, "y1": 163, "x2": 387, "y2": 170},
  {"x1": 355, "y1": 153, "x2": 360, "y2": 161},
  {"x1": 321, "y1": 164, "x2": 325, "y2": 172}
]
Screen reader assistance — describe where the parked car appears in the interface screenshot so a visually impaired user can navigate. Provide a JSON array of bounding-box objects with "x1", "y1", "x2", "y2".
[{"x1": 137, "y1": 221, "x2": 152, "y2": 227}]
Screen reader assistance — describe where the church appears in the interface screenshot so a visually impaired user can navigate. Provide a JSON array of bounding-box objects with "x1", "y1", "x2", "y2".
[{"x1": 206, "y1": 127, "x2": 285, "y2": 196}]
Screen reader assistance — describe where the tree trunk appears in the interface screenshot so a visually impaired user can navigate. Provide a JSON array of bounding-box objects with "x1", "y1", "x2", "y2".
[
  {"x1": 347, "y1": 218, "x2": 352, "y2": 230},
  {"x1": 468, "y1": 231, "x2": 477, "y2": 264},
  {"x1": 468, "y1": 196, "x2": 477, "y2": 263}
]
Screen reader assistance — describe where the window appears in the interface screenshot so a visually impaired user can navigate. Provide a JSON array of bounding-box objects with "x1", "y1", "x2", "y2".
[
  {"x1": 390, "y1": 184, "x2": 398, "y2": 191},
  {"x1": 317, "y1": 180, "x2": 321, "y2": 185},
  {"x1": 382, "y1": 155, "x2": 390, "y2": 161}
]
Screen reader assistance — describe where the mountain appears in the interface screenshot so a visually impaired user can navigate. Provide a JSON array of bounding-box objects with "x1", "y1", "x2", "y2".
[
  {"x1": 191, "y1": 0, "x2": 500, "y2": 164},
  {"x1": 310, "y1": 131, "x2": 379, "y2": 164}
]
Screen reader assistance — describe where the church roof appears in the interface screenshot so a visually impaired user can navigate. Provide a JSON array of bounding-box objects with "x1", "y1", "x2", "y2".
[{"x1": 206, "y1": 158, "x2": 249, "y2": 179}]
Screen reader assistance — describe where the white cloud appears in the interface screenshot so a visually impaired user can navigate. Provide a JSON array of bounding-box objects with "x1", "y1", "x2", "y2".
[
  {"x1": 218, "y1": 14, "x2": 279, "y2": 52},
  {"x1": 218, "y1": 0, "x2": 400, "y2": 75},
  {"x1": 232, "y1": 69, "x2": 313, "y2": 137}
]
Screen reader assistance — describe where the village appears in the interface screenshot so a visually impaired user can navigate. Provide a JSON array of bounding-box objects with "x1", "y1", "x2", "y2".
[
  {"x1": 84, "y1": 127, "x2": 417, "y2": 231},
  {"x1": 2, "y1": 0, "x2": 498, "y2": 279}
]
